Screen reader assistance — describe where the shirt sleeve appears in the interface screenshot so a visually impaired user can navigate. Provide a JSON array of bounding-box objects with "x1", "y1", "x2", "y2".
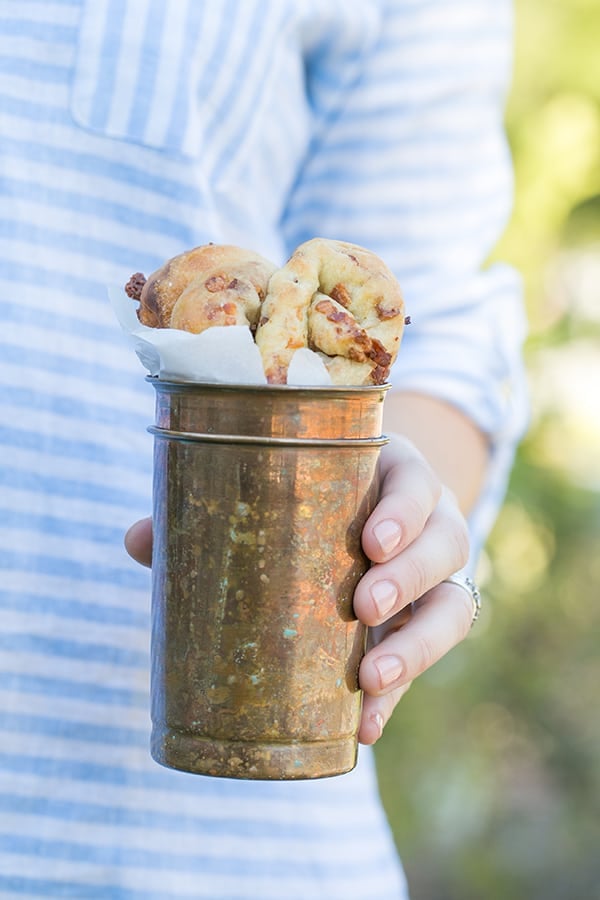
[{"x1": 281, "y1": 0, "x2": 529, "y2": 558}]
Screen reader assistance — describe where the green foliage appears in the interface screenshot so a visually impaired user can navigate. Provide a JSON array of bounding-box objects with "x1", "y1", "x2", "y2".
[{"x1": 375, "y1": 2, "x2": 600, "y2": 896}]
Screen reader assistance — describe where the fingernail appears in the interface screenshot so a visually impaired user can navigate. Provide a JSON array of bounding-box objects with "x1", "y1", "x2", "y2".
[
  {"x1": 371, "y1": 580, "x2": 398, "y2": 618},
  {"x1": 371, "y1": 712, "x2": 384, "y2": 739},
  {"x1": 373, "y1": 519, "x2": 402, "y2": 555},
  {"x1": 374, "y1": 655, "x2": 404, "y2": 688}
]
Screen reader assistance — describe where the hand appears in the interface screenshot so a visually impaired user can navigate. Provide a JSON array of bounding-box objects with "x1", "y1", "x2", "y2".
[
  {"x1": 354, "y1": 434, "x2": 472, "y2": 745},
  {"x1": 124, "y1": 434, "x2": 474, "y2": 748}
]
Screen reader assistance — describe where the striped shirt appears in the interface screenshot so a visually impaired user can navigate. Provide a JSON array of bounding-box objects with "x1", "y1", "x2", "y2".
[{"x1": 0, "y1": 1, "x2": 527, "y2": 897}]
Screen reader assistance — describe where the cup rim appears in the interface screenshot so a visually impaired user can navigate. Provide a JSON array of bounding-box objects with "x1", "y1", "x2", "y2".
[{"x1": 146, "y1": 376, "x2": 391, "y2": 396}]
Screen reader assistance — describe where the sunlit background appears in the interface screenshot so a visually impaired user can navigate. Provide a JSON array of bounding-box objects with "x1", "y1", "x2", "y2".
[{"x1": 375, "y1": 1, "x2": 600, "y2": 897}]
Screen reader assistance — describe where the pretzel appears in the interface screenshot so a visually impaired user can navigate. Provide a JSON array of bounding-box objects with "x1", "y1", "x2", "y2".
[
  {"x1": 125, "y1": 239, "x2": 406, "y2": 385},
  {"x1": 126, "y1": 244, "x2": 277, "y2": 333},
  {"x1": 255, "y1": 238, "x2": 405, "y2": 384}
]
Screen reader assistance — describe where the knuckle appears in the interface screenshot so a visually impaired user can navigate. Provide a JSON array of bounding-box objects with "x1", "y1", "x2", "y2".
[
  {"x1": 413, "y1": 456, "x2": 442, "y2": 505},
  {"x1": 425, "y1": 464, "x2": 443, "y2": 505},
  {"x1": 402, "y1": 493, "x2": 429, "y2": 531},
  {"x1": 458, "y1": 593, "x2": 474, "y2": 639},
  {"x1": 380, "y1": 689, "x2": 401, "y2": 723},
  {"x1": 452, "y1": 519, "x2": 470, "y2": 569},
  {"x1": 414, "y1": 633, "x2": 438, "y2": 672},
  {"x1": 404, "y1": 555, "x2": 429, "y2": 602}
]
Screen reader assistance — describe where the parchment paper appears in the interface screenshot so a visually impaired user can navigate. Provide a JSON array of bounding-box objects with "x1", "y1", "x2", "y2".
[{"x1": 109, "y1": 286, "x2": 332, "y2": 386}]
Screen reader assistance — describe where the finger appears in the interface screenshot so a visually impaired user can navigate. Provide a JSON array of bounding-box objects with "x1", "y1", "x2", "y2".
[
  {"x1": 359, "y1": 580, "x2": 475, "y2": 698},
  {"x1": 354, "y1": 490, "x2": 469, "y2": 627},
  {"x1": 362, "y1": 435, "x2": 441, "y2": 564},
  {"x1": 358, "y1": 681, "x2": 412, "y2": 745},
  {"x1": 366, "y1": 605, "x2": 413, "y2": 651},
  {"x1": 359, "y1": 607, "x2": 413, "y2": 743},
  {"x1": 124, "y1": 516, "x2": 153, "y2": 567}
]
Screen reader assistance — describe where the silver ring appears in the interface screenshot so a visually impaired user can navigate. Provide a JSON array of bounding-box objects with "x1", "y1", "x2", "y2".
[{"x1": 443, "y1": 574, "x2": 481, "y2": 626}]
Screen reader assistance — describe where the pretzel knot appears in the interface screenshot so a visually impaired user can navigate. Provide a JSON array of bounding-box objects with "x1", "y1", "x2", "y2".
[
  {"x1": 255, "y1": 238, "x2": 406, "y2": 384},
  {"x1": 134, "y1": 244, "x2": 277, "y2": 333}
]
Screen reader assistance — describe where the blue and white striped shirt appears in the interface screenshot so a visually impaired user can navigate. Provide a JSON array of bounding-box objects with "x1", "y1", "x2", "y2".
[{"x1": 0, "y1": 1, "x2": 527, "y2": 897}]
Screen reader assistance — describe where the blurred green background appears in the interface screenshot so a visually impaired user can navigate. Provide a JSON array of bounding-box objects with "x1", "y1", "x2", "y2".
[{"x1": 375, "y1": 1, "x2": 600, "y2": 897}]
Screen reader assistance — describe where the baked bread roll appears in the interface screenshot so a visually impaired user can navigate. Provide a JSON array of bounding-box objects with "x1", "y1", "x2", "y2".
[
  {"x1": 125, "y1": 244, "x2": 277, "y2": 333},
  {"x1": 255, "y1": 238, "x2": 405, "y2": 385}
]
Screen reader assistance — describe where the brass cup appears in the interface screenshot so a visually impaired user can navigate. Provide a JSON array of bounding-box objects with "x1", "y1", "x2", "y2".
[{"x1": 148, "y1": 379, "x2": 389, "y2": 780}]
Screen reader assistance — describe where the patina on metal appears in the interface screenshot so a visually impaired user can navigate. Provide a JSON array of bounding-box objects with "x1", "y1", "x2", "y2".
[{"x1": 148, "y1": 379, "x2": 389, "y2": 780}]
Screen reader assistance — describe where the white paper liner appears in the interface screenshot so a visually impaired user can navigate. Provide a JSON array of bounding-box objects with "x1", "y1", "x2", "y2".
[{"x1": 109, "y1": 286, "x2": 332, "y2": 386}]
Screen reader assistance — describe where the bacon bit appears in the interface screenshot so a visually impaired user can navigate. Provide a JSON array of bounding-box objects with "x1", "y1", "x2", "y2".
[
  {"x1": 124, "y1": 272, "x2": 146, "y2": 301},
  {"x1": 330, "y1": 283, "x2": 352, "y2": 308},
  {"x1": 348, "y1": 346, "x2": 366, "y2": 362},
  {"x1": 368, "y1": 338, "x2": 392, "y2": 368},
  {"x1": 205, "y1": 301, "x2": 238, "y2": 322},
  {"x1": 404, "y1": 315, "x2": 411, "y2": 325},
  {"x1": 375, "y1": 303, "x2": 402, "y2": 320},
  {"x1": 314, "y1": 299, "x2": 371, "y2": 350},
  {"x1": 205, "y1": 274, "x2": 229, "y2": 292},
  {"x1": 258, "y1": 315, "x2": 269, "y2": 328},
  {"x1": 266, "y1": 365, "x2": 287, "y2": 384},
  {"x1": 368, "y1": 336, "x2": 393, "y2": 384},
  {"x1": 315, "y1": 299, "x2": 348, "y2": 325},
  {"x1": 370, "y1": 363, "x2": 389, "y2": 385}
]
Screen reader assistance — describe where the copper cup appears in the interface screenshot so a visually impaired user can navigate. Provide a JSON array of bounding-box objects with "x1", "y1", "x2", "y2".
[{"x1": 148, "y1": 379, "x2": 389, "y2": 779}]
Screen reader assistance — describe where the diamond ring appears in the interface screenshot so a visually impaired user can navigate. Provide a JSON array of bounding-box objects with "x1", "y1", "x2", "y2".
[{"x1": 443, "y1": 574, "x2": 482, "y2": 627}]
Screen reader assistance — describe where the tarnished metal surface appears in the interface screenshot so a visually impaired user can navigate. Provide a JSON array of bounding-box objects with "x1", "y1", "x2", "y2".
[{"x1": 149, "y1": 379, "x2": 389, "y2": 780}]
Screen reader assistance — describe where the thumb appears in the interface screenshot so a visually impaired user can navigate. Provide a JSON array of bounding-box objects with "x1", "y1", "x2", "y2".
[{"x1": 124, "y1": 516, "x2": 153, "y2": 567}]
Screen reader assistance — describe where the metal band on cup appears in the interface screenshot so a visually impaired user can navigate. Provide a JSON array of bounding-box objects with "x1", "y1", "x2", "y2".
[
  {"x1": 443, "y1": 574, "x2": 482, "y2": 627},
  {"x1": 148, "y1": 426, "x2": 389, "y2": 448}
]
